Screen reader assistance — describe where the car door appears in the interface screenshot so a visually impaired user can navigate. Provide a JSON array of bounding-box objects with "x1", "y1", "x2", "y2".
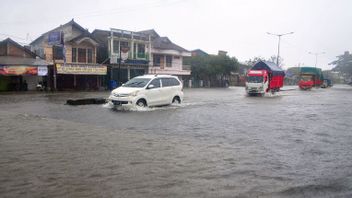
[
  {"x1": 145, "y1": 78, "x2": 162, "y2": 106},
  {"x1": 160, "y1": 78, "x2": 173, "y2": 104}
]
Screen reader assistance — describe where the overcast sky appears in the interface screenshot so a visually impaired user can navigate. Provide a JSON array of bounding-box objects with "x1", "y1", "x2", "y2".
[{"x1": 1, "y1": 0, "x2": 351, "y2": 69}]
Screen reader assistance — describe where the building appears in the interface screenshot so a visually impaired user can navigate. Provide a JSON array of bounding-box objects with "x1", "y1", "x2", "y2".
[
  {"x1": 30, "y1": 19, "x2": 107, "y2": 91},
  {"x1": 140, "y1": 29, "x2": 191, "y2": 80},
  {"x1": 0, "y1": 38, "x2": 48, "y2": 91},
  {"x1": 191, "y1": 49, "x2": 208, "y2": 57},
  {"x1": 92, "y1": 28, "x2": 150, "y2": 87}
]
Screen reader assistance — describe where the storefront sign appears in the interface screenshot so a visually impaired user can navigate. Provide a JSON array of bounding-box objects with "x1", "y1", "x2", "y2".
[
  {"x1": 48, "y1": 31, "x2": 63, "y2": 45},
  {"x1": 0, "y1": 66, "x2": 38, "y2": 76},
  {"x1": 56, "y1": 64, "x2": 107, "y2": 75},
  {"x1": 38, "y1": 66, "x2": 48, "y2": 76}
]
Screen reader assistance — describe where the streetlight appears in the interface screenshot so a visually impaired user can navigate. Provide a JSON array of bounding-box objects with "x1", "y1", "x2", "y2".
[
  {"x1": 308, "y1": 51, "x2": 325, "y2": 68},
  {"x1": 267, "y1": 32, "x2": 294, "y2": 66}
]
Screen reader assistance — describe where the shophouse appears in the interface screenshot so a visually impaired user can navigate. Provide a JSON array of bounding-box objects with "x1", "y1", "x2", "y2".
[
  {"x1": 30, "y1": 19, "x2": 106, "y2": 91},
  {"x1": 0, "y1": 38, "x2": 47, "y2": 91}
]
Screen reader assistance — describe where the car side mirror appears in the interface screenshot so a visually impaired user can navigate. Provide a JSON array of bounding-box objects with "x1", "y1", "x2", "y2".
[{"x1": 147, "y1": 84, "x2": 155, "y2": 89}]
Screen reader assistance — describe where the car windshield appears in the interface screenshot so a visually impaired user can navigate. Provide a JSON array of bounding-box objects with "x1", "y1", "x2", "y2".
[
  {"x1": 247, "y1": 76, "x2": 263, "y2": 83},
  {"x1": 122, "y1": 78, "x2": 151, "y2": 88}
]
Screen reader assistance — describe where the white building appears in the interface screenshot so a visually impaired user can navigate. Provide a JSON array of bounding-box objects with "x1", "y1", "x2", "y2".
[{"x1": 139, "y1": 30, "x2": 191, "y2": 78}]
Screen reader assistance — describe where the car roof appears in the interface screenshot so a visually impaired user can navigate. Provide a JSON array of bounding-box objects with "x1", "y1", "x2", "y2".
[{"x1": 135, "y1": 74, "x2": 178, "y2": 79}]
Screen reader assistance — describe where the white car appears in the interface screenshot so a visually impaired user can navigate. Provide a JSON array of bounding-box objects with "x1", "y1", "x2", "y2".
[{"x1": 108, "y1": 75, "x2": 184, "y2": 107}]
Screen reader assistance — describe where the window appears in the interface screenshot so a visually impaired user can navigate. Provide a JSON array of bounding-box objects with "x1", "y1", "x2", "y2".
[
  {"x1": 166, "y1": 55, "x2": 172, "y2": 67},
  {"x1": 148, "y1": 78, "x2": 161, "y2": 88},
  {"x1": 78, "y1": 48, "x2": 86, "y2": 63},
  {"x1": 153, "y1": 54, "x2": 162, "y2": 67},
  {"x1": 53, "y1": 45, "x2": 64, "y2": 60},
  {"x1": 170, "y1": 78, "x2": 180, "y2": 86},
  {"x1": 87, "y1": 49, "x2": 93, "y2": 63},
  {"x1": 174, "y1": 56, "x2": 180, "y2": 59},
  {"x1": 137, "y1": 43, "x2": 145, "y2": 58},
  {"x1": 123, "y1": 78, "x2": 150, "y2": 88},
  {"x1": 162, "y1": 78, "x2": 180, "y2": 87},
  {"x1": 113, "y1": 40, "x2": 119, "y2": 54},
  {"x1": 72, "y1": 48, "x2": 77, "y2": 62}
]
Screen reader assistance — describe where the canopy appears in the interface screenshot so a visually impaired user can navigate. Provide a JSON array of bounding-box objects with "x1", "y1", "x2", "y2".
[{"x1": 251, "y1": 61, "x2": 285, "y2": 76}]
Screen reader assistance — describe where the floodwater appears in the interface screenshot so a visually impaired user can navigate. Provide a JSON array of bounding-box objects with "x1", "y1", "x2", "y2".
[{"x1": 1, "y1": 85, "x2": 352, "y2": 197}]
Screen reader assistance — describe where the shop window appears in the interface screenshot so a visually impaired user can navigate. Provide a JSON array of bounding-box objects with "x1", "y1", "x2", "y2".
[
  {"x1": 166, "y1": 55, "x2": 172, "y2": 67},
  {"x1": 87, "y1": 49, "x2": 93, "y2": 63},
  {"x1": 72, "y1": 48, "x2": 77, "y2": 62},
  {"x1": 78, "y1": 48, "x2": 86, "y2": 63}
]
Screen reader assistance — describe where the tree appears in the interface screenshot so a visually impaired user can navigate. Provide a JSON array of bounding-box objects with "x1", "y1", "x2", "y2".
[
  {"x1": 184, "y1": 54, "x2": 240, "y2": 87},
  {"x1": 330, "y1": 51, "x2": 352, "y2": 78}
]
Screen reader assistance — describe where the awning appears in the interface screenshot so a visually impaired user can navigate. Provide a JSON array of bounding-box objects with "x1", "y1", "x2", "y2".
[
  {"x1": 56, "y1": 63, "x2": 107, "y2": 75},
  {"x1": 0, "y1": 66, "x2": 48, "y2": 76}
]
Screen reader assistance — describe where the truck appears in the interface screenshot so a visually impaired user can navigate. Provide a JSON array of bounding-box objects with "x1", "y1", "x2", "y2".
[
  {"x1": 298, "y1": 67, "x2": 324, "y2": 90},
  {"x1": 245, "y1": 61, "x2": 285, "y2": 96},
  {"x1": 321, "y1": 78, "x2": 333, "y2": 88}
]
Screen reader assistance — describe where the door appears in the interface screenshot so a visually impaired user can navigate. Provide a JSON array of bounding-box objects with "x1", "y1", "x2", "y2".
[{"x1": 145, "y1": 78, "x2": 162, "y2": 106}]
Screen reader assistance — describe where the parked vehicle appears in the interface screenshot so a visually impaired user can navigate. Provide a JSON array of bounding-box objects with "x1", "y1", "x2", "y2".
[
  {"x1": 108, "y1": 75, "x2": 183, "y2": 107},
  {"x1": 298, "y1": 67, "x2": 324, "y2": 90},
  {"x1": 245, "y1": 61, "x2": 285, "y2": 96},
  {"x1": 321, "y1": 79, "x2": 333, "y2": 88}
]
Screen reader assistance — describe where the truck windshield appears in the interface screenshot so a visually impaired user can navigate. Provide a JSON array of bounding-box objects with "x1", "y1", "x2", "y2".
[
  {"x1": 247, "y1": 76, "x2": 263, "y2": 83},
  {"x1": 300, "y1": 75, "x2": 313, "y2": 81},
  {"x1": 122, "y1": 78, "x2": 151, "y2": 88}
]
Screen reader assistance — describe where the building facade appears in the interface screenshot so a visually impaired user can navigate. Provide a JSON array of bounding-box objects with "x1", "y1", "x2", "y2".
[
  {"x1": 30, "y1": 19, "x2": 107, "y2": 91},
  {"x1": 140, "y1": 30, "x2": 191, "y2": 79},
  {"x1": 0, "y1": 38, "x2": 47, "y2": 91},
  {"x1": 92, "y1": 29, "x2": 150, "y2": 87}
]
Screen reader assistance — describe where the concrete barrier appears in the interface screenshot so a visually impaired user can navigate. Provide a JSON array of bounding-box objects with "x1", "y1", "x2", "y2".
[{"x1": 66, "y1": 98, "x2": 107, "y2": 105}]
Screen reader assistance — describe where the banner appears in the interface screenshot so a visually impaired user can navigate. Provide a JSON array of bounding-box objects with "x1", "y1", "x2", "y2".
[
  {"x1": 48, "y1": 31, "x2": 63, "y2": 45},
  {"x1": 0, "y1": 66, "x2": 38, "y2": 76},
  {"x1": 38, "y1": 66, "x2": 48, "y2": 76},
  {"x1": 56, "y1": 64, "x2": 107, "y2": 75}
]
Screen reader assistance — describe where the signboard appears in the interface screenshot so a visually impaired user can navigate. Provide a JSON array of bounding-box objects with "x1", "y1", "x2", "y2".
[
  {"x1": 121, "y1": 48, "x2": 129, "y2": 62},
  {"x1": 38, "y1": 66, "x2": 48, "y2": 76},
  {"x1": 110, "y1": 54, "x2": 118, "y2": 64},
  {"x1": 48, "y1": 31, "x2": 62, "y2": 45},
  {"x1": 0, "y1": 66, "x2": 38, "y2": 76},
  {"x1": 56, "y1": 64, "x2": 107, "y2": 75}
]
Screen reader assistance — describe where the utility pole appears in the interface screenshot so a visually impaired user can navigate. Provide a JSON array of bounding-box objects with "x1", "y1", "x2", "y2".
[
  {"x1": 308, "y1": 51, "x2": 325, "y2": 68},
  {"x1": 267, "y1": 32, "x2": 294, "y2": 66}
]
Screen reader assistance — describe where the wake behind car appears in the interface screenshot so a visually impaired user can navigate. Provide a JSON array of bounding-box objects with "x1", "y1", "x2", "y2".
[{"x1": 108, "y1": 75, "x2": 184, "y2": 107}]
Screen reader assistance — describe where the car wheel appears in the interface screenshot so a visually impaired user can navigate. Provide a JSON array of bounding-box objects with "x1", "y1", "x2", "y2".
[
  {"x1": 172, "y1": 96, "x2": 181, "y2": 104},
  {"x1": 136, "y1": 99, "x2": 147, "y2": 107}
]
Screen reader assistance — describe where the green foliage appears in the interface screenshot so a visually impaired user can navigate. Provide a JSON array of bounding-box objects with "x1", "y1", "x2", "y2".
[
  {"x1": 184, "y1": 54, "x2": 239, "y2": 80},
  {"x1": 331, "y1": 51, "x2": 352, "y2": 76}
]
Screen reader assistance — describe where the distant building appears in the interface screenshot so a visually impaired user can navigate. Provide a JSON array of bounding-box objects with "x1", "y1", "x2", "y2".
[
  {"x1": 140, "y1": 29, "x2": 191, "y2": 79},
  {"x1": 0, "y1": 38, "x2": 47, "y2": 91},
  {"x1": 218, "y1": 50, "x2": 227, "y2": 56},
  {"x1": 191, "y1": 49, "x2": 208, "y2": 57},
  {"x1": 30, "y1": 19, "x2": 106, "y2": 91}
]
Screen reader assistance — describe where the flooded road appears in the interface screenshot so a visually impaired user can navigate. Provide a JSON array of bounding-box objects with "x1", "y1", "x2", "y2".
[{"x1": 1, "y1": 85, "x2": 352, "y2": 197}]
